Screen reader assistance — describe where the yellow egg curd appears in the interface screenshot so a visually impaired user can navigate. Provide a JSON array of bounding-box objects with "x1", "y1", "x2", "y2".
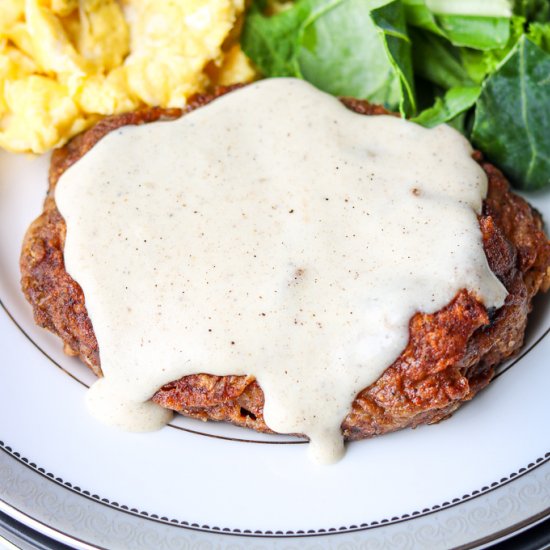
[{"x1": 0, "y1": 0, "x2": 256, "y2": 153}]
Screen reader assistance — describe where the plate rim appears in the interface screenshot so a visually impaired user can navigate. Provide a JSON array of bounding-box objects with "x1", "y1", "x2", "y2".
[
  {"x1": 1, "y1": 441, "x2": 550, "y2": 537},
  {"x1": 1, "y1": 444, "x2": 549, "y2": 549}
]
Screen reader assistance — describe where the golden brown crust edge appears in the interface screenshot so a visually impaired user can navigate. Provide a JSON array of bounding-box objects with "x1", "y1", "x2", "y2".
[{"x1": 20, "y1": 89, "x2": 550, "y2": 441}]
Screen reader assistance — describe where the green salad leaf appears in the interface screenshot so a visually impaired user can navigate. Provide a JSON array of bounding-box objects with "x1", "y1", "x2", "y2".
[
  {"x1": 514, "y1": 0, "x2": 550, "y2": 22},
  {"x1": 435, "y1": 15, "x2": 510, "y2": 50},
  {"x1": 527, "y1": 21, "x2": 550, "y2": 51},
  {"x1": 412, "y1": 85, "x2": 481, "y2": 127},
  {"x1": 472, "y1": 37, "x2": 550, "y2": 190},
  {"x1": 296, "y1": 0, "x2": 404, "y2": 109},
  {"x1": 243, "y1": 0, "x2": 550, "y2": 190},
  {"x1": 459, "y1": 15, "x2": 526, "y2": 83},
  {"x1": 241, "y1": 0, "x2": 313, "y2": 76},
  {"x1": 425, "y1": 0, "x2": 512, "y2": 17},
  {"x1": 404, "y1": 0, "x2": 512, "y2": 50},
  {"x1": 403, "y1": 0, "x2": 445, "y2": 35},
  {"x1": 410, "y1": 29, "x2": 473, "y2": 88},
  {"x1": 370, "y1": 1, "x2": 416, "y2": 114},
  {"x1": 242, "y1": 0, "x2": 415, "y2": 115}
]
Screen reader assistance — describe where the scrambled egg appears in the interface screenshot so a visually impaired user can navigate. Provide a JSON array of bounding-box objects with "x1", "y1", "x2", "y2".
[{"x1": 0, "y1": 0, "x2": 256, "y2": 153}]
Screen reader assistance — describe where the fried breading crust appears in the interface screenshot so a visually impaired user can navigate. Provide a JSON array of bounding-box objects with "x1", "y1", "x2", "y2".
[{"x1": 20, "y1": 89, "x2": 550, "y2": 440}]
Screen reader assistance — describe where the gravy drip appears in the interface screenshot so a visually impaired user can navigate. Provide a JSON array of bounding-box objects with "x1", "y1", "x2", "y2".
[{"x1": 56, "y1": 78, "x2": 507, "y2": 463}]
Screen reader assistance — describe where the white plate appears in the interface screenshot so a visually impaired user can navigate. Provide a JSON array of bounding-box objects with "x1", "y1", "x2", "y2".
[{"x1": 0, "y1": 150, "x2": 549, "y2": 550}]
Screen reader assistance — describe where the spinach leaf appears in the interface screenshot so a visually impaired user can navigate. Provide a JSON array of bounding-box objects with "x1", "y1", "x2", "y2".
[
  {"x1": 514, "y1": 0, "x2": 550, "y2": 22},
  {"x1": 402, "y1": 0, "x2": 445, "y2": 35},
  {"x1": 435, "y1": 15, "x2": 510, "y2": 50},
  {"x1": 404, "y1": 0, "x2": 512, "y2": 50},
  {"x1": 472, "y1": 37, "x2": 550, "y2": 190},
  {"x1": 242, "y1": 0, "x2": 416, "y2": 115},
  {"x1": 527, "y1": 21, "x2": 550, "y2": 52},
  {"x1": 296, "y1": 0, "x2": 403, "y2": 107},
  {"x1": 412, "y1": 85, "x2": 481, "y2": 127},
  {"x1": 241, "y1": 0, "x2": 314, "y2": 77},
  {"x1": 371, "y1": 1, "x2": 416, "y2": 113},
  {"x1": 410, "y1": 28, "x2": 473, "y2": 89},
  {"x1": 459, "y1": 16, "x2": 525, "y2": 83},
  {"x1": 425, "y1": 0, "x2": 512, "y2": 17}
]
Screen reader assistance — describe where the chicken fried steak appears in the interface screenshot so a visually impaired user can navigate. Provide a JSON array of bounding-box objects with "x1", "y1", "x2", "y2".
[{"x1": 20, "y1": 89, "x2": 550, "y2": 442}]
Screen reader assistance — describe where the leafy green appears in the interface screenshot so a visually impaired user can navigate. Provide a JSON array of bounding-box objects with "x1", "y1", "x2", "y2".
[
  {"x1": 410, "y1": 28, "x2": 473, "y2": 88},
  {"x1": 472, "y1": 37, "x2": 550, "y2": 190},
  {"x1": 403, "y1": 0, "x2": 512, "y2": 50},
  {"x1": 527, "y1": 21, "x2": 550, "y2": 52},
  {"x1": 514, "y1": 0, "x2": 550, "y2": 22},
  {"x1": 425, "y1": 0, "x2": 512, "y2": 17},
  {"x1": 403, "y1": 0, "x2": 445, "y2": 35},
  {"x1": 370, "y1": 1, "x2": 416, "y2": 113},
  {"x1": 412, "y1": 85, "x2": 481, "y2": 127},
  {"x1": 241, "y1": 0, "x2": 313, "y2": 76},
  {"x1": 242, "y1": 0, "x2": 415, "y2": 115},
  {"x1": 459, "y1": 16, "x2": 526, "y2": 83},
  {"x1": 435, "y1": 15, "x2": 510, "y2": 50},
  {"x1": 296, "y1": 1, "x2": 402, "y2": 109}
]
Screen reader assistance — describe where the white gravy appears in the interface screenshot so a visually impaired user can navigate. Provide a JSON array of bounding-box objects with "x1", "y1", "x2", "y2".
[{"x1": 56, "y1": 78, "x2": 507, "y2": 464}]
